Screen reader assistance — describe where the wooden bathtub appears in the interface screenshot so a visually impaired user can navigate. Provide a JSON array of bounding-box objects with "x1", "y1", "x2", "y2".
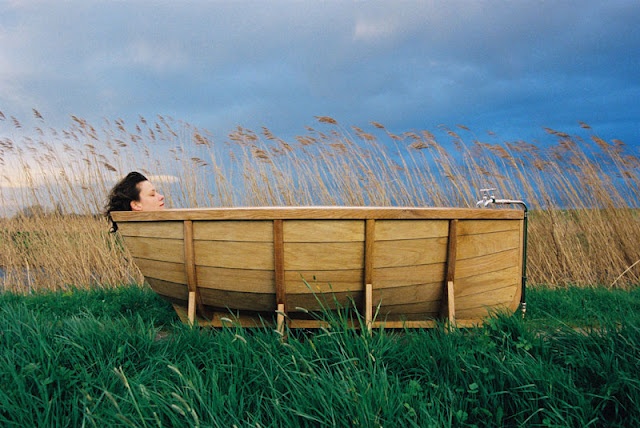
[{"x1": 111, "y1": 207, "x2": 526, "y2": 329}]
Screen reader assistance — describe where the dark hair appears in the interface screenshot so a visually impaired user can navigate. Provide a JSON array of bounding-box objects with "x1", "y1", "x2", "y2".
[{"x1": 104, "y1": 171, "x2": 148, "y2": 232}]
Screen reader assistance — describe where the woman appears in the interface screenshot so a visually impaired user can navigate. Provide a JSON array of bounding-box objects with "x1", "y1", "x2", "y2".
[{"x1": 105, "y1": 171, "x2": 165, "y2": 232}]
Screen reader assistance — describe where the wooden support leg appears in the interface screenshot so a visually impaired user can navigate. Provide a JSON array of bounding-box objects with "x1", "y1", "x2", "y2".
[
  {"x1": 276, "y1": 303, "x2": 286, "y2": 339},
  {"x1": 188, "y1": 291, "x2": 196, "y2": 326},
  {"x1": 446, "y1": 280, "x2": 456, "y2": 325},
  {"x1": 365, "y1": 283, "x2": 373, "y2": 334}
]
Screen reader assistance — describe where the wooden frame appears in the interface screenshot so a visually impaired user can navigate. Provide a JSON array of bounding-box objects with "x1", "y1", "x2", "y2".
[{"x1": 112, "y1": 207, "x2": 525, "y2": 329}]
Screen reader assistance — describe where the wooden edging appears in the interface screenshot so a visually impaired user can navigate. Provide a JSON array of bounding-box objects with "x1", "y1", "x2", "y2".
[{"x1": 111, "y1": 206, "x2": 524, "y2": 222}]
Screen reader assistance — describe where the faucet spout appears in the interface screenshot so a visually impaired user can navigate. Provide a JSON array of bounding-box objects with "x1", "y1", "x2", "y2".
[{"x1": 476, "y1": 188, "x2": 497, "y2": 208}]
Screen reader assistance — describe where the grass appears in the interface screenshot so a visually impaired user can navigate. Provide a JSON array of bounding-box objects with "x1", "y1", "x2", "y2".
[
  {"x1": 0, "y1": 285, "x2": 638, "y2": 426},
  {"x1": 1, "y1": 111, "x2": 640, "y2": 291}
]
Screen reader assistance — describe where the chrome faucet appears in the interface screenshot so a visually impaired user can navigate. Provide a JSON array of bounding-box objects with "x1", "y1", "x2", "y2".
[
  {"x1": 476, "y1": 188, "x2": 497, "y2": 207},
  {"x1": 477, "y1": 188, "x2": 526, "y2": 208}
]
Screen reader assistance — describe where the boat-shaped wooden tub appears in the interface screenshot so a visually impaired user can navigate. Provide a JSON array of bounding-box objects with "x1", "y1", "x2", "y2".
[{"x1": 111, "y1": 207, "x2": 526, "y2": 329}]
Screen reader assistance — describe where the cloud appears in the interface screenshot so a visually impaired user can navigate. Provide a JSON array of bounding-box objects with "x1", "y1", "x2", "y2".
[{"x1": 0, "y1": 0, "x2": 637, "y2": 145}]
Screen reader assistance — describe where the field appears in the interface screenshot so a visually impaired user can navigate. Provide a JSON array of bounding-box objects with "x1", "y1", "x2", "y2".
[
  {"x1": 1, "y1": 285, "x2": 639, "y2": 426},
  {"x1": 1, "y1": 112, "x2": 639, "y2": 425},
  {"x1": 1, "y1": 112, "x2": 639, "y2": 291}
]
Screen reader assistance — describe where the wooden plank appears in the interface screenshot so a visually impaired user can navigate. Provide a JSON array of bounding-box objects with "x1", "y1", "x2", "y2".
[
  {"x1": 196, "y1": 266, "x2": 275, "y2": 293},
  {"x1": 274, "y1": 219, "x2": 285, "y2": 306},
  {"x1": 446, "y1": 219, "x2": 458, "y2": 283},
  {"x1": 121, "y1": 236, "x2": 185, "y2": 263},
  {"x1": 373, "y1": 264, "x2": 446, "y2": 288},
  {"x1": 134, "y1": 258, "x2": 187, "y2": 284},
  {"x1": 457, "y1": 219, "x2": 521, "y2": 236},
  {"x1": 456, "y1": 230, "x2": 520, "y2": 260},
  {"x1": 364, "y1": 219, "x2": 375, "y2": 286},
  {"x1": 276, "y1": 303, "x2": 285, "y2": 337},
  {"x1": 284, "y1": 269, "x2": 363, "y2": 289},
  {"x1": 198, "y1": 288, "x2": 276, "y2": 312},
  {"x1": 111, "y1": 206, "x2": 525, "y2": 222},
  {"x1": 183, "y1": 221, "x2": 197, "y2": 292},
  {"x1": 146, "y1": 278, "x2": 188, "y2": 301},
  {"x1": 456, "y1": 286, "x2": 518, "y2": 312},
  {"x1": 373, "y1": 237, "x2": 448, "y2": 268},
  {"x1": 283, "y1": 220, "x2": 364, "y2": 242},
  {"x1": 117, "y1": 221, "x2": 183, "y2": 239},
  {"x1": 200, "y1": 311, "x2": 275, "y2": 328},
  {"x1": 365, "y1": 283, "x2": 372, "y2": 333},
  {"x1": 440, "y1": 219, "x2": 458, "y2": 323},
  {"x1": 193, "y1": 220, "x2": 273, "y2": 242},
  {"x1": 286, "y1": 291, "x2": 363, "y2": 312},
  {"x1": 372, "y1": 320, "x2": 438, "y2": 329},
  {"x1": 194, "y1": 241, "x2": 274, "y2": 269},
  {"x1": 373, "y1": 281, "x2": 442, "y2": 306},
  {"x1": 285, "y1": 275, "x2": 363, "y2": 294},
  {"x1": 184, "y1": 220, "x2": 207, "y2": 317},
  {"x1": 456, "y1": 297, "x2": 517, "y2": 318},
  {"x1": 188, "y1": 291, "x2": 196, "y2": 325},
  {"x1": 446, "y1": 281, "x2": 455, "y2": 323},
  {"x1": 454, "y1": 266, "x2": 520, "y2": 298},
  {"x1": 455, "y1": 249, "x2": 520, "y2": 279},
  {"x1": 375, "y1": 219, "x2": 449, "y2": 241},
  {"x1": 373, "y1": 299, "x2": 441, "y2": 315},
  {"x1": 284, "y1": 242, "x2": 364, "y2": 270}
]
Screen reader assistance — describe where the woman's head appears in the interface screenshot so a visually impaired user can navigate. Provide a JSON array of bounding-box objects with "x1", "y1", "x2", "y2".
[{"x1": 105, "y1": 171, "x2": 165, "y2": 231}]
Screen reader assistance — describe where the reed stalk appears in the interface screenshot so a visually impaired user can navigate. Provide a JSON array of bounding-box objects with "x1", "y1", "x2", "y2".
[{"x1": 1, "y1": 111, "x2": 638, "y2": 291}]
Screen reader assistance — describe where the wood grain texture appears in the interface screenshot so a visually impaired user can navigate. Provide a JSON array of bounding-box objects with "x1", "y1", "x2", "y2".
[
  {"x1": 146, "y1": 278, "x2": 188, "y2": 301},
  {"x1": 196, "y1": 266, "x2": 274, "y2": 293},
  {"x1": 364, "y1": 219, "x2": 375, "y2": 286},
  {"x1": 373, "y1": 264, "x2": 446, "y2": 288},
  {"x1": 112, "y1": 206, "x2": 524, "y2": 222},
  {"x1": 375, "y1": 219, "x2": 449, "y2": 240},
  {"x1": 273, "y1": 219, "x2": 285, "y2": 305},
  {"x1": 114, "y1": 206, "x2": 526, "y2": 328},
  {"x1": 194, "y1": 221, "x2": 273, "y2": 242},
  {"x1": 194, "y1": 241, "x2": 274, "y2": 269},
  {"x1": 373, "y1": 238, "x2": 448, "y2": 268},
  {"x1": 283, "y1": 220, "x2": 364, "y2": 242},
  {"x1": 372, "y1": 281, "x2": 442, "y2": 307},
  {"x1": 284, "y1": 242, "x2": 364, "y2": 270},
  {"x1": 134, "y1": 258, "x2": 187, "y2": 284},
  {"x1": 199, "y1": 288, "x2": 276, "y2": 312},
  {"x1": 285, "y1": 273, "x2": 363, "y2": 293},
  {"x1": 117, "y1": 221, "x2": 183, "y2": 239},
  {"x1": 120, "y1": 236, "x2": 184, "y2": 263}
]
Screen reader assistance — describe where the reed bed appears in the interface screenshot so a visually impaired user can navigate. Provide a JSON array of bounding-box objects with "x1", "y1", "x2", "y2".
[{"x1": 1, "y1": 110, "x2": 639, "y2": 291}]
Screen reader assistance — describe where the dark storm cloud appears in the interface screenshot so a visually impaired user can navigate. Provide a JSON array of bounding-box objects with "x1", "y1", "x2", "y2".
[{"x1": 1, "y1": 1, "x2": 638, "y2": 143}]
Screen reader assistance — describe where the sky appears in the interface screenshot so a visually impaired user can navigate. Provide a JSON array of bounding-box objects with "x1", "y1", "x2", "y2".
[{"x1": 1, "y1": 0, "x2": 639, "y2": 147}]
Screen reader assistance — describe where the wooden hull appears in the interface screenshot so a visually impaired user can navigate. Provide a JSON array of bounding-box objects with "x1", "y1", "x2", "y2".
[{"x1": 111, "y1": 207, "x2": 526, "y2": 328}]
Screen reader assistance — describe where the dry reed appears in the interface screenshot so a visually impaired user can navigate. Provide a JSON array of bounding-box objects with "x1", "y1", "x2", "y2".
[{"x1": 1, "y1": 110, "x2": 638, "y2": 292}]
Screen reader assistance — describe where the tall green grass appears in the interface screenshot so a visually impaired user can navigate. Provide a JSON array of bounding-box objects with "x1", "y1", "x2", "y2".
[{"x1": 1, "y1": 285, "x2": 638, "y2": 426}]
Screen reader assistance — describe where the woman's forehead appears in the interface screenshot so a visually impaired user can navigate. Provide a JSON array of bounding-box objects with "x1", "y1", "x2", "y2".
[{"x1": 138, "y1": 180, "x2": 154, "y2": 192}]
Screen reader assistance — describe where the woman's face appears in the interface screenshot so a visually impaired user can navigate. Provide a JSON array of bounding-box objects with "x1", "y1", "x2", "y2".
[{"x1": 131, "y1": 180, "x2": 165, "y2": 211}]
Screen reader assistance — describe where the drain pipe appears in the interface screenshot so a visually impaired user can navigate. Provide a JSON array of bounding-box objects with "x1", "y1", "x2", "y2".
[{"x1": 477, "y1": 189, "x2": 528, "y2": 318}]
